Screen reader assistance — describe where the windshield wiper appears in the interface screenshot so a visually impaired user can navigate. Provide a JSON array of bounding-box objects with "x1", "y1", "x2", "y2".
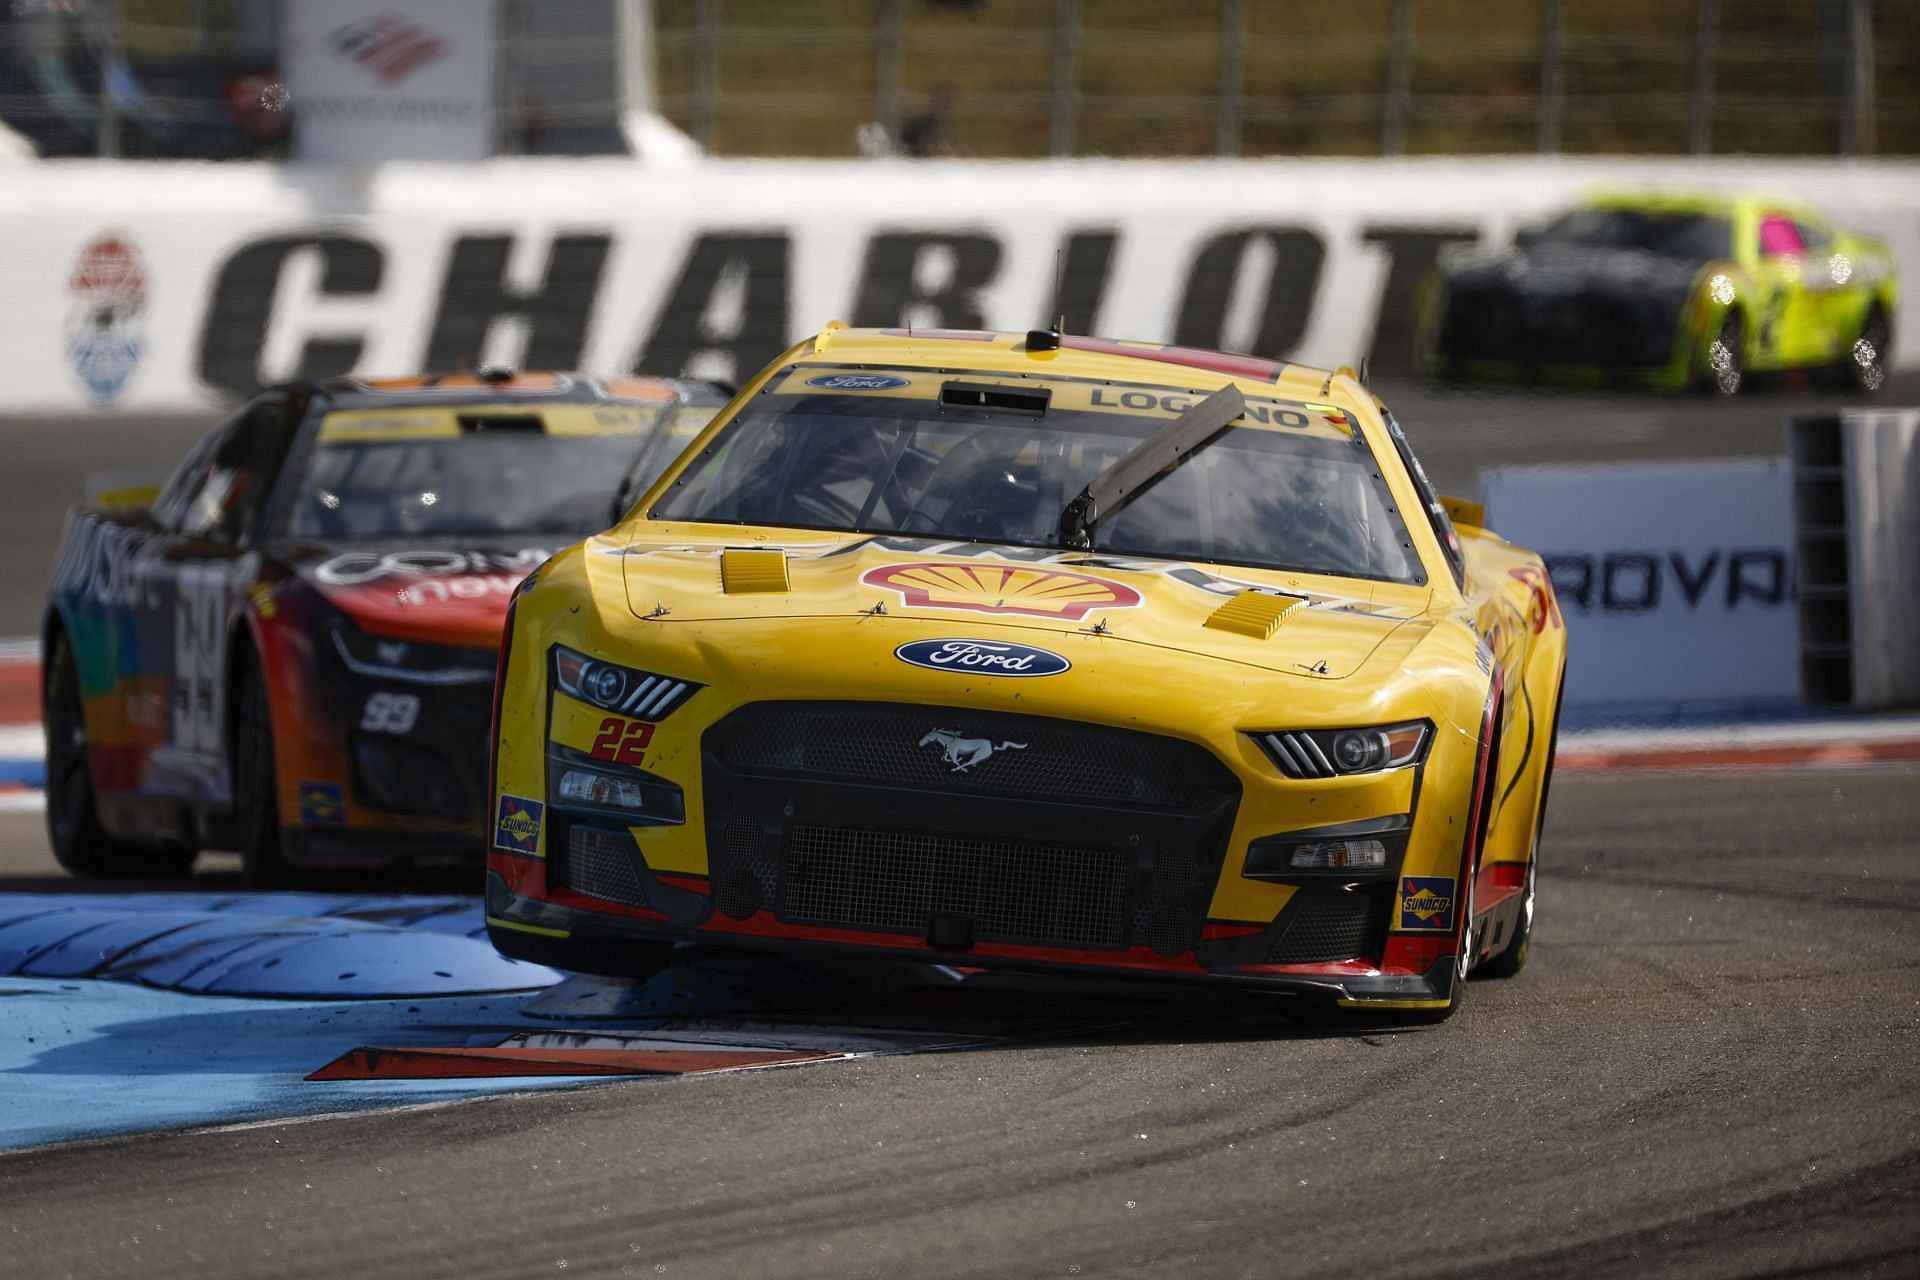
[{"x1": 1058, "y1": 384, "x2": 1245, "y2": 550}]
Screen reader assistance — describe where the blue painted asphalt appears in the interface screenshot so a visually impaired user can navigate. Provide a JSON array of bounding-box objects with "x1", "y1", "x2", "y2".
[
  {"x1": 0, "y1": 976, "x2": 597, "y2": 1150},
  {"x1": 0, "y1": 893, "x2": 1009, "y2": 1151},
  {"x1": 0, "y1": 893, "x2": 557, "y2": 997},
  {"x1": 0, "y1": 893, "x2": 586, "y2": 1148}
]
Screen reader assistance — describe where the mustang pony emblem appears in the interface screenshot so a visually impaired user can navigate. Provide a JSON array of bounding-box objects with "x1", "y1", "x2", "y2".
[{"x1": 917, "y1": 728, "x2": 1027, "y2": 773}]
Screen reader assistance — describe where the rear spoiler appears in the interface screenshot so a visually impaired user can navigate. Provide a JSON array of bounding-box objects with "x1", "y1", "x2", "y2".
[{"x1": 86, "y1": 469, "x2": 166, "y2": 509}]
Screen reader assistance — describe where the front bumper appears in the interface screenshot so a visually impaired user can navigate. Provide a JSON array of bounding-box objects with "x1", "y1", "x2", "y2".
[{"x1": 484, "y1": 868, "x2": 1460, "y2": 1009}]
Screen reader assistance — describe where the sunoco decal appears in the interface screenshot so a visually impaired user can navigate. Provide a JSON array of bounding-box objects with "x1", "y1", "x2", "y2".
[
  {"x1": 494, "y1": 793, "x2": 544, "y2": 855},
  {"x1": 896, "y1": 638, "x2": 1070, "y2": 677},
  {"x1": 298, "y1": 781, "x2": 346, "y2": 825},
  {"x1": 1398, "y1": 876, "x2": 1457, "y2": 931},
  {"x1": 862, "y1": 561, "x2": 1141, "y2": 621}
]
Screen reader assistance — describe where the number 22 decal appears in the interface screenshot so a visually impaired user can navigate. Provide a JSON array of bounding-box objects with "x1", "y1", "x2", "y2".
[{"x1": 589, "y1": 716, "x2": 654, "y2": 766}]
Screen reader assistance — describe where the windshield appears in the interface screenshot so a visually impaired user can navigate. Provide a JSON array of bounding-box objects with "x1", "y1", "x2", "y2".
[
  {"x1": 653, "y1": 367, "x2": 1423, "y2": 585},
  {"x1": 1537, "y1": 208, "x2": 1733, "y2": 261},
  {"x1": 290, "y1": 401, "x2": 715, "y2": 539}
]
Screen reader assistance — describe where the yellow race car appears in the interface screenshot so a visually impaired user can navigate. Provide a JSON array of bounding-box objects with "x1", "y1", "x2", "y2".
[
  {"x1": 1419, "y1": 191, "x2": 1897, "y2": 395},
  {"x1": 486, "y1": 327, "x2": 1568, "y2": 1020}
]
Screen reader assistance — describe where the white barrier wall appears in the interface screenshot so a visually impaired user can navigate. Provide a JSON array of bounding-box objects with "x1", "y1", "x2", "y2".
[
  {"x1": 1485, "y1": 459, "x2": 1800, "y2": 708},
  {"x1": 4, "y1": 156, "x2": 1919, "y2": 412}
]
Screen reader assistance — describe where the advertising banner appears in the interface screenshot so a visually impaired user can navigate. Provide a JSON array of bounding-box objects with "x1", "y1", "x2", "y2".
[
  {"x1": 284, "y1": 0, "x2": 493, "y2": 164},
  {"x1": 1485, "y1": 459, "x2": 1799, "y2": 708},
  {"x1": 0, "y1": 156, "x2": 1916, "y2": 413}
]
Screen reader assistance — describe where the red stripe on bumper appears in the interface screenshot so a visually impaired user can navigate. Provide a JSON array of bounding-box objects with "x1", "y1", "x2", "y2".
[{"x1": 306, "y1": 1045, "x2": 835, "y2": 1081}]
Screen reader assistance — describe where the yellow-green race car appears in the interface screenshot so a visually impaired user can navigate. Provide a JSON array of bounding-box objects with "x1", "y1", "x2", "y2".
[
  {"x1": 1418, "y1": 191, "x2": 1896, "y2": 395},
  {"x1": 485, "y1": 327, "x2": 1568, "y2": 1020}
]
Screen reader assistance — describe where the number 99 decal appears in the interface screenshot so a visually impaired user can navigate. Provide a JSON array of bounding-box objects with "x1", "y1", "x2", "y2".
[
  {"x1": 589, "y1": 716, "x2": 654, "y2": 766},
  {"x1": 360, "y1": 692, "x2": 421, "y2": 734}
]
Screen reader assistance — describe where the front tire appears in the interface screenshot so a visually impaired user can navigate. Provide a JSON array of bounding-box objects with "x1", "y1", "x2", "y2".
[
  {"x1": 236, "y1": 657, "x2": 295, "y2": 889},
  {"x1": 43, "y1": 630, "x2": 194, "y2": 878}
]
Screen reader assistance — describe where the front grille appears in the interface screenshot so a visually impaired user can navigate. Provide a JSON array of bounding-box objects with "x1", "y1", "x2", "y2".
[
  {"x1": 566, "y1": 826, "x2": 652, "y2": 909},
  {"x1": 1265, "y1": 890, "x2": 1385, "y2": 964},
  {"x1": 712, "y1": 816, "x2": 779, "y2": 920},
  {"x1": 706, "y1": 702, "x2": 1238, "y2": 811},
  {"x1": 781, "y1": 823, "x2": 1130, "y2": 949}
]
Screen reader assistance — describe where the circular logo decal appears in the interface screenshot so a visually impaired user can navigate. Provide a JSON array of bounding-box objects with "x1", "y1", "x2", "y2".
[
  {"x1": 806, "y1": 373, "x2": 911, "y2": 391},
  {"x1": 895, "y1": 638, "x2": 1071, "y2": 678},
  {"x1": 65, "y1": 233, "x2": 147, "y2": 406}
]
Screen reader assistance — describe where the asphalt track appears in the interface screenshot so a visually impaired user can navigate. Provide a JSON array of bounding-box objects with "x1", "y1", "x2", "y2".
[
  {"x1": 2, "y1": 766, "x2": 1916, "y2": 1279},
  {"x1": 2, "y1": 371, "x2": 1915, "y2": 635}
]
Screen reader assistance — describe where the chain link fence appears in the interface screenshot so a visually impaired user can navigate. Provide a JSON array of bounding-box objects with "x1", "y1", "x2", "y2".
[
  {"x1": 3, "y1": 0, "x2": 1915, "y2": 160},
  {"x1": 656, "y1": 0, "x2": 1920, "y2": 158}
]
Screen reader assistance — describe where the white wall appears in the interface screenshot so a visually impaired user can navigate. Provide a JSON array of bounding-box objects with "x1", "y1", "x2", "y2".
[{"x1": 4, "y1": 155, "x2": 1917, "y2": 412}]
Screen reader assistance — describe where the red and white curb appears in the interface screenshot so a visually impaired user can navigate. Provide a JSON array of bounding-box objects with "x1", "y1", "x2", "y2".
[
  {"x1": 1557, "y1": 715, "x2": 1920, "y2": 771},
  {"x1": 0, "y1": 643, "x2": 41, "y2": 812}
]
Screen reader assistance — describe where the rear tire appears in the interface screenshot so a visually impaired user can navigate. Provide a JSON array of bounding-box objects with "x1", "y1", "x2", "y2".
[
  {"x1": 1481, "y1": 675, "x2": 1560, "y2": 980},
  {"x1": 43, "y1": 630, "x2": 194, "y2": 878},
  {"x1": 1849, "y1": 305, "x2": 1890, "y2": 395},
  {"x1": 1705, "y1": 313, "x2": 1745, "y2": 396},
  {"x1": 236, "y1": 657, "x2": 296, "y2": 889}
]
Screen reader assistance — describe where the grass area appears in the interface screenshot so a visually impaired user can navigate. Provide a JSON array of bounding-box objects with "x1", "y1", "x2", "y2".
[{"x1": 653, "y1": 0, "x2": 1920, "y2": 157}]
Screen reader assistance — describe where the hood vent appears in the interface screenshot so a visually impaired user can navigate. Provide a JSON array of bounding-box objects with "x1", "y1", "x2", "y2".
[
  {"x1": 1203, "y1": 590, "x2": 1305, "y2": 640},
  {"x1": 720, "y1": 548, "x2": 790, "y2": 594}
]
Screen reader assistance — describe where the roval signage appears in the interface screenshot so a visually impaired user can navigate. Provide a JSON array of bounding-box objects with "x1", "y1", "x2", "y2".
[
  {"x1": 1484, "y1": 458, "x2": 1799, "y2": 708},
  {"x1": 1, "y1": 157, "x2": 1916, "y2": 411}
]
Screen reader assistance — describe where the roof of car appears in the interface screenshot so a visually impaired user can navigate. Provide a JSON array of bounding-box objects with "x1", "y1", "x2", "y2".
[
  {"x1": 1583, "y1": 189, "x2": 1824, "y2": 223},
  {"x1": 790, "y1": 325, "x2": 1352, "y2": 402},
  {"x1": 312, "y1": 371, "x2": 726, "y2": 412}
]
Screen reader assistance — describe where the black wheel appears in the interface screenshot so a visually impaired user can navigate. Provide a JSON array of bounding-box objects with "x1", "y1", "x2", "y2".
[
  {"x1": 1483, "y1": 671, "x2": 1565, "y2": 979},
  {"x1": 43, "y1": 630, "x2": 194, "y2": 878},
  {"x1": 1705, "y1": 313, "x2": 1745, "y2": 396},
  {"x1": 236, "y1": 656, "x2": 295, "y2": 889},
  {"x1": 1850, "y1": 305, "x2": 1890, "y2": 395}
]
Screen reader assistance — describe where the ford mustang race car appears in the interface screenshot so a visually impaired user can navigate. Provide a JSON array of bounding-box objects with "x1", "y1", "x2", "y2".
[
  {"x1": 486, "y1": 327, "x2": 1568, "y2": 1020},
  {"x1": 44, "y1": 370, "x2": 724, "y2": 885},
  {"x1": 1418, "y1": 191, "x2": 1896, "y2": 395}
]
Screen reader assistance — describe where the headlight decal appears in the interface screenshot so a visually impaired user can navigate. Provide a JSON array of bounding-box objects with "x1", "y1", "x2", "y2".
[
  {"x1": 551, "y1": 645, "x2": 703, "y2": 720},
  {"x1": 1253, "y1": 720, "x2": 1431, "y2": 779}
]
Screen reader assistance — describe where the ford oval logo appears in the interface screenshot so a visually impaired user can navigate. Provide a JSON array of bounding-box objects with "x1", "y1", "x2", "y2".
[
  {"x1": 895, "y1": 638, "x2": 1071, "y2": 677},
  {"x1": 806, "y1": 373, "x2": 910, "y2": 391}
]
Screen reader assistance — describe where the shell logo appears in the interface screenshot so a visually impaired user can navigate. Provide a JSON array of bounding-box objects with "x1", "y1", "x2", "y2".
[{"x1": 861, "y1": 562, "x2": 1142, "y2": 620}]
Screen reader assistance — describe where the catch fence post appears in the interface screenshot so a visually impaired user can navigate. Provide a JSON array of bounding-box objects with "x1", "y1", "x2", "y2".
[
  {"x1": 1538, "y1": 0, "x2": 1565, "y2": 153},
  {"x1": 1052, "y1": 0, "x2": 1081, "y2": 157},
  {"x1": 1216, "y1": 0, "x2": 1244, "y2": 157},
  {"x1": 1382, "y1": 0, "x2": 1413, "y2": 156},
  {"x1": 1689, "y1": 0, "x2": 1718, "y2": 155}
]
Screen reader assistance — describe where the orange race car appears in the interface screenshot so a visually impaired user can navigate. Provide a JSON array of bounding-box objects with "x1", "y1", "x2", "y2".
[{"x1": 43, "y1": 370, "x2": 724, "y2": 885}]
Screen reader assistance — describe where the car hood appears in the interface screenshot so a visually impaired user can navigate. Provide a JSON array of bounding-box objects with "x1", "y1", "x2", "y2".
[
  {"x1": 1446, "y1": 242, "x2": 1707, "y2": 299},
  {"x1": 616, "y1": 531, "x2": 1432, "y2": 683},
  {"x1": 282, "y1": 539, "x2": 557, "y2": 648}
]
